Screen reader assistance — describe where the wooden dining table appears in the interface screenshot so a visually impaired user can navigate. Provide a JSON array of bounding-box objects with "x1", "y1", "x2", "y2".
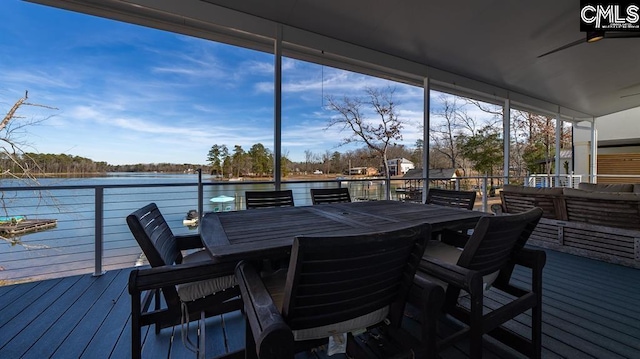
[{"x1": 200, "y1": 200, "x2": 487, "y2": 262}]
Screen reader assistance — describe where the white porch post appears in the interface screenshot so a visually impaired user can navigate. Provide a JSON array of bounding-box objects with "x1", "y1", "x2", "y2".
[
  {"x1": 503, "y1": 98, "x2": 510, "y2": 186},
  {"x1": 273, "y1": 24, "x2": 282, "y2": 189},
  {"x1": 555, "y1": 112, "x2": 562, "y2": 187},
  {"x1": 422, "y1": 77, "x2": 430, "y2": 203},
  {"x1": 591, "y1": 118, "x2": 598, "y2": 183}
]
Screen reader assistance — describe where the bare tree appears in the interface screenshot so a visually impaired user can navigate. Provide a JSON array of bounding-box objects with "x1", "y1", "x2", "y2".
[
  {"x1": 2, "y1": 91, "x2": 58, "y2": 182},
  {"x1": 303, "y1": 149, "x2": 314, "y2": 174},
  {"x1": 1, "y1": 91, "x2": 58, "y2": 248},
  {"x1": 510, "y1": 111, "x2": 571, "y2": 176},
  {"x1": 466, "y1": 99, "x2": 573, "y2": 178},
  {"x1": 464, "y1": 100, "x2": 534, "y2": 178},
  {"x1": 325, "y1": 87, "x2": 404, "y2": 199},
  {"x1": 430, "y1": 95, "x2": 483, "y2": 171},
  {"x1": 322, "y1": 150, "x2": 331, "y2": 174}
]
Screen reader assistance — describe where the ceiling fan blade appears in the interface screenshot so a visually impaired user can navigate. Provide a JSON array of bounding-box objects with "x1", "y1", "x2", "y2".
[
  {"x1": 620, "y1": 92, "x2": 640, "y2": 98},
  {"x1": 604, "y1": 31, "x2": 640, "y2": 39},
  {"x1": 537, "y1": 38, "x2": 585, "y2": 58}
]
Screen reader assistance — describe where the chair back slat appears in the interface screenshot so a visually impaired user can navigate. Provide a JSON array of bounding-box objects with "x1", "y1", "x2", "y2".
[
  {"x1": 127, "y1": 203, "x2": 181, "y2": 267},
  {"x1": 310, "y1": 188, "x2": 351, "y2": 204},
  {"x1": 426, "y1": 188, "x2": 476, "y2": 210},
  {"x1": 126, "y1": 203, "x2": 182, "y2": 307},
  {"x1": 281, "y1": 223, "x2": 430, "y2": 330},
  {"x1": 459, "y1": 207, "x2": 543, "y2": 275},
  {"x1": 245, "y1": 190, "x2": 295, "y2": 209}
]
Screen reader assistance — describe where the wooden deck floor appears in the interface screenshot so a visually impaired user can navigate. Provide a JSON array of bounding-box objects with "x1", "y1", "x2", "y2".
[{"x1": 0, "y1": 248, "x2": 638, "y2": 358}]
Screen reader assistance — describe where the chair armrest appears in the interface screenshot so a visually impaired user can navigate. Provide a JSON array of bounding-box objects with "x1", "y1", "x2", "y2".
[
  {"x1": 175, "y1": 234, "x2": 203, "y2": 250},
  {"x1": 235, "y1": 261, "x2": 294, "y2": 359},
  {"x1": 129, "y1": 259, "x2": 237, "y2": 294},
  {"x1": 493, "y1": 248, "x2": 546, "y2": 296},
  {"x1": 511, "y1": 247, "x2": 546, "y2": 270},
  {"x1": 418, "y1": 257, "x2": 483, "y2": 296}
]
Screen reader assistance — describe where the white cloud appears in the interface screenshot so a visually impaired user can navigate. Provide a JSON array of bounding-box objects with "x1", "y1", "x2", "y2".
[
  {"x1": 2, "y1": 1, "x2": 476, "y2": 166},
  {"x1": 2, "y1": 69, "x2": 80, "y2": 90}
]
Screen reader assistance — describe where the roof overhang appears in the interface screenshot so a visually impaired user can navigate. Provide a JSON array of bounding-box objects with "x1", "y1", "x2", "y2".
[{"x1": 27, "y1": 0, "x2": 640, "y2": 122}]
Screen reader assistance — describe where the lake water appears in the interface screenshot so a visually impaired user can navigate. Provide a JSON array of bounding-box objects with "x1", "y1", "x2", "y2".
[{"x1": 0, "y1": 173, "x2": 389, "y2": 282}]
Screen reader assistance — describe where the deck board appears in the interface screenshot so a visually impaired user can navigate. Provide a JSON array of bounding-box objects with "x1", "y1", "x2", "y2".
[
  {"x1": 2, "y1": 275, "x2": 88, "y2": 357},
  {"x1": 0, "y1": 248, "x2": 639, "y2": 359},
  {"x1": 26, "y1": 270, "x2": 121, "y2": 358},
  {"x1": 204, "y1": 315, "x2": 229, "y2": 358},
  {"x1": 222, "y1": 310, "x2": 246, "y2": 353},
  {"x1": 81, "y1": 271, "x2": 131, "y2": 359},
  {"x1": 0, "y1": 279, "x2": 55, "y2": 329}
]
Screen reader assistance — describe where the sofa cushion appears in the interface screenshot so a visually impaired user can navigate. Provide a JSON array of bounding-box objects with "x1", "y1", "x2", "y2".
[
  {"x1": 577, "y1": 182, "x2": 634, "y2": 192},
  {"x1": 561, "y1": 188, "x2": 640, "y2": 230},
  {"x1": 502, "y1": 184, "x2": 564, "y2": 196},
  {"x1": 634, "y1": 184, "x2": 640, "y2": 193},
  {"x1": 563, "y1": 187, "x2": 640, "y2": 201}
]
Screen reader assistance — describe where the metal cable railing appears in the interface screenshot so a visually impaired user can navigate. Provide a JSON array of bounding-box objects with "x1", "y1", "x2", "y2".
[{"x1": 1, "y1": 173, "x2": 633, "y2": 284}]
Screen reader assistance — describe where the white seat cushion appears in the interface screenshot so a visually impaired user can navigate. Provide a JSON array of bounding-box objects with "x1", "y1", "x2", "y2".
[
  {"x1": 292, "y1": 306, "x2": 389, "y2": 341},
  {"x1": 422, "y1": 240, "x2": 499, "y2": 290},
  {"x1": 424, "y1": 239, "x2": 463, "y2": 263},
  {"x1": 261, "y1": 269, "x2": 389, "y2": 341},
  {"x1": 176, "y1": 250, "x2": 237, "y2": 302}
]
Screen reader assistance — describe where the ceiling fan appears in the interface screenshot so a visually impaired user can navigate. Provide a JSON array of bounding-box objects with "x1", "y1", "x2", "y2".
[{"x1": 538, "y1": 30, "x2": 640, "y2": 58}]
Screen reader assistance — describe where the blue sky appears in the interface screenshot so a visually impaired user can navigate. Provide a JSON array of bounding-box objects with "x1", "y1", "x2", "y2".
[{"x1": 0, "y1": 1, "x2": 481, "y2": 165}]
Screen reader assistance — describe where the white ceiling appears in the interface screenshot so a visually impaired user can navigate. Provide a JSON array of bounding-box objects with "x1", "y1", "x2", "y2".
[{"x1": 29, "y1": 0, "x2": 640, "y2": 120}]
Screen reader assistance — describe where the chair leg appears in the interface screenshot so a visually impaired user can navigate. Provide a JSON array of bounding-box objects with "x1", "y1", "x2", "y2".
[
  {"x1": 468, "y1": 291, "x2": 484, "y2": 359},
  {"x1": 131, "y1": 290, "x2": 142, "y2": 359},
  {"x1": 154, "y1": 289, "x2": 162, "y2": 334},
  {"x1": 531, "y1": 304, "x2": 542, "y2": 359},
  {"x1": 416, "y1": 279, "x2": 445, "y2": 359},
  {"x1": 245, "y1": 317, "x2": 258, "y2": 359},
  {"x1": 199, "y1": 311, "x2": 206, "y2": 359},
  {"x1": 532, "y1": 262, "x2": 544, "y2": 359}
]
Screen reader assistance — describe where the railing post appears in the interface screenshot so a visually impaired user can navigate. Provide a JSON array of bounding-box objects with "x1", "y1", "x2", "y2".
[
  {"x1": 94, "y1": 186, "x2": 105, "y2": 276},
  {"x1": 482, "y1": 176, "x2": 488, "y2": 213},
  {"x1": 384, "y1": 177, "x2": 391, "y2": 200},
  {"x1": 197, "y1": 169, "x2": 203, "y2": 223}
]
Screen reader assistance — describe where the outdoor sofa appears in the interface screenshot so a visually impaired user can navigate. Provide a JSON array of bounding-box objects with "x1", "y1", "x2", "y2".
[{"x1": 494, "y1": 183, "x2": 640, "y2": 268}]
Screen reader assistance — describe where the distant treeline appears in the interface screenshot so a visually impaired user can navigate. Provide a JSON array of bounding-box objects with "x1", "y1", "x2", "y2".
[
  {"x1": 109, "y1": 163, "x2": 208, "y2": 173},
  {"x1": 1, "y1": 153, "x2": 208, "y2": 175}
]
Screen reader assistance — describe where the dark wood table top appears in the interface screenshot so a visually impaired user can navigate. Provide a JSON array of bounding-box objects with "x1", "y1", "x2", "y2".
[{"x1": 200, "y1": 200, "x2": 486, "y2": 262}]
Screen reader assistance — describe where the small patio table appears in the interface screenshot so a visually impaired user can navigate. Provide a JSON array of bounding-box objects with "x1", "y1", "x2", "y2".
[{"x1": 200, "y1": 200, "x2": 486, "y2": 262}]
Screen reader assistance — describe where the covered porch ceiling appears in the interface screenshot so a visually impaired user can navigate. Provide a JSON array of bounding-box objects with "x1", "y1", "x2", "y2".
[{"x1": 28, "y1": 0, "x2": 640, "y2": 121}]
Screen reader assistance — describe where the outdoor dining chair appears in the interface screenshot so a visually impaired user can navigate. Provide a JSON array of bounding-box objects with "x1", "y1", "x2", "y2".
[
  {"x1": 245, "y1": 189, "x2": 295, "y2": 209},
  {"x1": 127, "y1": 203, "x2": 242, "y2": 359},
  {"x1": 235, "y1": 222, "x2": 441, "y2": 359},
  {"x1": 414, "y1": 207, "x2": 545, "y2": 359},
  {"x1": 426, "y1": 188, "x2": 477, "y2": 210},
  {"x1": 425, "y1": 188, "x2": 477, "y2": 246},
  {"x1": 310, "y1": 187, "x2": 351, "y2": 204}
]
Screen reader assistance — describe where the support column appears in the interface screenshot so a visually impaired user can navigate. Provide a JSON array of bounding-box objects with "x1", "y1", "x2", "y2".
[
  {"x1": 503, "y1": 99, "x2": 510, "y2": 186},
  {"x1": 422, "y1": 77, "x2": 430, "y2": 203},
  {"x1": 273, "y1": 25, "x2": 282, "y2": 190},
  {"x1": 555, "y1": 112, "x2": 562, "y2": 187},
  {"x1": 591, "y1": 118, "x2": 597, "y2": 183},
  {"x1": 571, "y1": 120, "x2": 575, "y2": 174}
]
